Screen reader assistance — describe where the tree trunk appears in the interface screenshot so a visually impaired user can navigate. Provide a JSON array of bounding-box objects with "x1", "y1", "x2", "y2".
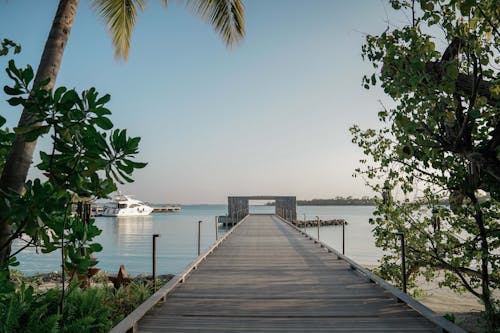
[{"x1": 0, "y1": 0, "x2": 79, "y2": 268}]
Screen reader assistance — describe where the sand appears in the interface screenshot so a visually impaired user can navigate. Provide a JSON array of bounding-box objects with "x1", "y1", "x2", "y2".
[{"x1": 363, "y1": 265, "x2": 499, "y2": 332}]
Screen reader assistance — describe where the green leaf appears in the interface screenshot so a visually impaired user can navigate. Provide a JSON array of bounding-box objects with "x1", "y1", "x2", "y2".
[
  {"x1": 127, "y1": 137, "x2": 140, "y2": 150},
  {"x1": 3, "y1": 85, "x2": 24, "y2": 96},
  {"x1": 23, "y1": 64, "x2": 34, "y2": 84},
  {"x1": 7, "y1": 59, "x2": 21, "y2": 79},
  {"x1": 469, "y1": 109, "x2": 480, "y2": 119},
  {"x1": 89, "y1": 243, "x2": 103, "y2": 252},
  {"x1": 7, "y1": 97, "x2": 24, "y2": 106},
  {"x1": 446, "y1": 65, "x2": 458, "y2": 80},
  {"x1": 94, "y1": 107, "x2": 112, "y2": 117},
  {"x1": 96, "y1": 94, "x2": 111, "y2": 105},
  {"x1": 53, "y1": 86, "x2": 67, "y2": 102},
  {"x1": 60, "y1": 89, "x2": 79, "y2": 107},
  {"x1": 93, "y1": 117, "x2": 113, "y2": 130},
  {"x1": 125, "y1": 159, "x2": 147, "y2": 169}
]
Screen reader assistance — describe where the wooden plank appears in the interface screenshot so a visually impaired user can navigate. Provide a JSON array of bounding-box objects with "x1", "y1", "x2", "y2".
[{"x1": 138, "y1": 316, "x2": 436, "y2": 332}]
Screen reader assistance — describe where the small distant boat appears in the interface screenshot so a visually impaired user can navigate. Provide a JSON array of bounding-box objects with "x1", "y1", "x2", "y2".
[{"x1": 102, "y1": 193, "x2": 154, "y2": 217}]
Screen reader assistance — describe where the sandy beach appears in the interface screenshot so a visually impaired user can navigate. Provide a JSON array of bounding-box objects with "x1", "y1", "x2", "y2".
[{"x1": 364, "y1": 265, "x2": 497, "y2": 332}]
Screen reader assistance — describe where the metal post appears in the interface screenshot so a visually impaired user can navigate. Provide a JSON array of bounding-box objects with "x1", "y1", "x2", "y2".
[
  {"x1": 395, "y1": 232, "x2": 407, "y2": 293},
  {"x1": 215, "y1": 216, "x2": 218, "y2": 240},
  {"x1": 198, "y1": 221, "x2": 202, "y2": 256},
  {"x1": 303, "y1": 213, "x2": 306, "y2": 228},
  {"x1": 316, "y1": 216, "x2": 320, "y2": 241},
  {"x1": 152, "y1": 234, "x2": 160, "y2": 292},
  {"x1": 342, "y1": 221, "x2": 345, "y2": 255}
]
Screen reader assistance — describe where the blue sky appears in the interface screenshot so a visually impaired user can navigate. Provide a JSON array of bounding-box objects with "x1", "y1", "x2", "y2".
[{"x1": 0, "y1": 1, "x2": 407, "y2": 204}]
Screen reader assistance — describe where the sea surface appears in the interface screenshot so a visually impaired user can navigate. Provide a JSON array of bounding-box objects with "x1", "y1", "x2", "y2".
[{"x1": 13, "y1": 205, "x2": 381, "y2": 276}]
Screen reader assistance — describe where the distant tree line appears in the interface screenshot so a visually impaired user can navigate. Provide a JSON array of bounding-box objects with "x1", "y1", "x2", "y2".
[{"x1": 265, "y1": 196, "x2": 376, "y2": 206}]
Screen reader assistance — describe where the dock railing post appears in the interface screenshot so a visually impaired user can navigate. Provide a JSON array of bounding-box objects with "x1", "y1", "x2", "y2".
[
  {"x1": 152, "y1": 234, "x2": 160, "y2": 292},
  {"x1": 303, "y1": 213, "x2": 306, "y2": 229},
  {"x1": 215, "y1": 216, "x2": 218, "y2": 240},
  {"x1": 342, "y1": 221, "x2": 345, "y2": 255},
  {"x1": 316, "y1": 216, "x2": 320, "y2": 241},
  {"x1": 394, "y1": 232, "x2": 407, "y2": 293},
  {"x1": 198, "y1": 221, "x2": 202, "y2": 256}
]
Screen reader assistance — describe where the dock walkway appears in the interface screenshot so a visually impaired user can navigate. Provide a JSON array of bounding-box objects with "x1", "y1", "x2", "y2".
[{"x1": 118, "y1": 214, "x2": 463, "y2": 332}]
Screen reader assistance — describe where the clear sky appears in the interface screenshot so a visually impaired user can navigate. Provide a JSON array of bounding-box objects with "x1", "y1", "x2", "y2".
[{"x1": 0, "y1": 1, "x2": 407, "y2": 204}]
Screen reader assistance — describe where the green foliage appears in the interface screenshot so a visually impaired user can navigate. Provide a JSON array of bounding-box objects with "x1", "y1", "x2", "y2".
[
  {"x1": 90, "y1": 0, "x2": 245, "y2": 60},
  {"x1": 0, "y1": 57, "x2": 147, "y2": 275},
  {"x1": 0, "y1": 39, "x2": 21, "y2": 57},
  {"x1": 0, "y1": 42, "x2": 148, "y2": 330},
  {"x1": 59, "y1": 283, "x2": 113, "y2": 332},
  {"x1": 443, "y1": 313, "x2": 456, "y2": 323},
  {"x1": 0, "y1": 278, "x2": 161, "y2": 333},
  {"x1": 0, "y1": 283, "x2": 59, "y2": 333},
  {"x1": 352, "y1": 0, "x2": 499, "y2": 329},
  {"x1": 106, "y1": 282, "x2": 152, "y2": 326}
]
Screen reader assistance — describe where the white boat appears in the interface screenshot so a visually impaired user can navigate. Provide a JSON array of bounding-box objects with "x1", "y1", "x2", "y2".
[{"x1": 102, "y1": 193, "x2": 154, "y2": 217}]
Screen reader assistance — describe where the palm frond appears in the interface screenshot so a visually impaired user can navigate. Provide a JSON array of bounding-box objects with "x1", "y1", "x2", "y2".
[
  {"x1": 185, "y1": 0, "x2": 245, "y2": 47},
  {"x1": 91, "y1": 0, "x2": 146, "y2": 60}
]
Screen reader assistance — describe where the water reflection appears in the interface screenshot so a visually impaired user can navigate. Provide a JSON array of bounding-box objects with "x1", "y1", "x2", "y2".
[
  {"x1": 14, "y1": 205, "x2": 379, "y2": 275},
  {"x1": 111, "y1": 216, "x2": 154, "y2": 244}
]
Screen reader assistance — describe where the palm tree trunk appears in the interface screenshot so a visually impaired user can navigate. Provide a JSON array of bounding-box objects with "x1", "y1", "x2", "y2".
[{"x1": 0, "y1": 0, "x2": 79, "y2": 268}]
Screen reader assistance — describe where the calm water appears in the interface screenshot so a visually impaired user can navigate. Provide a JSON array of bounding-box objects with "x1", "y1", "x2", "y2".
[{"x1": 13, "y1": 205, "x2": 379, "y2": 276}]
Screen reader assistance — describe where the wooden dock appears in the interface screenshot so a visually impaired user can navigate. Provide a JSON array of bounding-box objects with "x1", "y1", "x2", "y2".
[
  {"x1": 152, "y1": 206, "x2": 181, "y2": 213},
  {"x1": 112, "y1": 214, "x2": 465, "y2": 333}
]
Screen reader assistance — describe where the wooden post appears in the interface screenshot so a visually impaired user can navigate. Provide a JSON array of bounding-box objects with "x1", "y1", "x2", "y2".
[
  {"x1": 395, "y1": 232, "x2": 407, "y2": 293},
  {"x1": 215, "y1": 216, "x2": 218, "y2": 240},
  {"x1": 342, "y1": 221, "x2": 345, "y2": 255},
  {"x1": 152, "y1": 234, "x2": 160, "y2": 292},
  {"x1": 198, "y1": 221, "x2": 202, "y2": 256},
  {"x1": 316, "y1": 216, "x2": 320, "y2": 241}
]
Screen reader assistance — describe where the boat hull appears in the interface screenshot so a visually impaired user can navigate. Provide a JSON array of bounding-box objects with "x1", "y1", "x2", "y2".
[{"x1": 102, "y1": 207, "x2": 154, "y2": 217}]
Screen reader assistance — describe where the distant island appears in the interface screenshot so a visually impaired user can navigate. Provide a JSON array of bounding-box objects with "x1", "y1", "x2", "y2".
[{"x1": 266, "y1": 196, "x2": 376, "y2": 206}]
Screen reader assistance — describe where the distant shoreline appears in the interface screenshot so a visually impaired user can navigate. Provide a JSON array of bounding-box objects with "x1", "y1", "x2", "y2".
[{"x1": 266, "y1": 198, "x2": 376, "y2": 206}]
